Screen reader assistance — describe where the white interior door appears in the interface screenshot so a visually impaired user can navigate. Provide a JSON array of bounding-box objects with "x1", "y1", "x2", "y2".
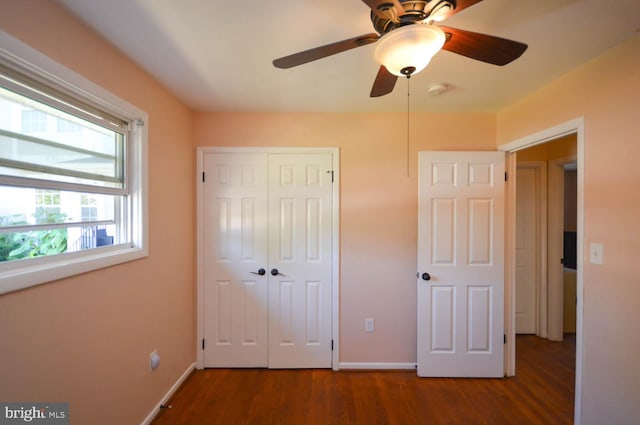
[
  {"x1": 201, "y1": 150, "x2": 334, "y2": 369},
  {"x1": 515, "y1": 166, "x2": 538, "y2": 334},
  {"x1": 417, "y1": 151, "x2": 505, "y2": 377},
  {"x1": 267, "y1": 154, "x2": 334, "y2": 368},
  {"x1": 547, "y1": 158, "x2": 568, "y2": 342},
  {"x1": 203, "y1": 153, "x2": 269, "y2": 367}
]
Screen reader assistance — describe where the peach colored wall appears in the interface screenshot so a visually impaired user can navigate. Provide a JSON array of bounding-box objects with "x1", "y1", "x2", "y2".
[
  {"x1": 498, "y1": 34, "x2": 640, "y2": 424},
  {"x1": 0, "y1": 1, "x2": 195, "y2": 424},
  {"x1": 194, "y1": 112, "x2": 496, "y2": 362}
]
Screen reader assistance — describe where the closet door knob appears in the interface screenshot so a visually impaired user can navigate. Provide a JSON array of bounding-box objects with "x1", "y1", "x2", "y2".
[{"x1": 271, "y1": 268, "x2": 286, "y2": 277}]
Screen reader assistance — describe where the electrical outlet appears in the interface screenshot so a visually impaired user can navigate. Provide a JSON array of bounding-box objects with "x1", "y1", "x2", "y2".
[
  {"x1": 149, "y1": 350, "x2": 160, "y2": 371},
  {"x1": 365, "y1": 318, "x2": 375, "y2": 333}
]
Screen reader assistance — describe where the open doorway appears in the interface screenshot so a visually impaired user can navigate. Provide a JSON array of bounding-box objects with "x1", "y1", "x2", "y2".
[
  {"x1": 514, "y1": 134, "x2": 577, "y2": 341},
  {"x1": 500, "y1": 117, "x2": 584, "y2": 424},
  {"x1": 512, "y1": 134, "x2": 578, "y2": 420}
]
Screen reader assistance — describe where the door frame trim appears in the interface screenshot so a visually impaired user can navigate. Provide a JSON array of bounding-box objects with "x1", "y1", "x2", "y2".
[
  {"x1": 195, "y1": 147, "x2": 341, "y2": 370},
  {"x1": 499, "y1": 117, "x2": 584, "y2": 425}
]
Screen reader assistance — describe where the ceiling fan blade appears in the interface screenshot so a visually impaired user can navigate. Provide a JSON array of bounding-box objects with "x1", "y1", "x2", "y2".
[
  {"x1": 449, "y1": 0, "x2": 485, "y2": 16},
  {"x1": 370, "y1": 65, "x2": 398, "y2": 97},
  {"x1": 361, "y1": 1, "x2": 405, "y2": 21},
  {"x1": 273, "y1": 33, "x2": 379, "y2": 69},
  {"x1": 440, "y1": 26, "x2": 527, "y2": 66}
]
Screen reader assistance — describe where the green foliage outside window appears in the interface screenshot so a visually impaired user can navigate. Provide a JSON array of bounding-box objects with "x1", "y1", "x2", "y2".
[{"x1": 0, "y1": 210, "x2": 68, "y2": 262}]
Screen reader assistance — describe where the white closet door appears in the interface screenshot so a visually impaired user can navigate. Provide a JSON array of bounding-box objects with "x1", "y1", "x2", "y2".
[
  {"x1": 203, "y1": 153, "x2": 269, "y2": 367},
  {"x1": 267, "y1": 153, "x2": 334, "y2": 368},
  {"x1": 202, "y1": 151, "x2": 334, "y2": 368}
]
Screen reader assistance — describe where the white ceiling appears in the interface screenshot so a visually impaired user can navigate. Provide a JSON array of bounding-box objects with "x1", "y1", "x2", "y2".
[{"x1": 55, "y1": 0, "x2": 640, "y2": 113}]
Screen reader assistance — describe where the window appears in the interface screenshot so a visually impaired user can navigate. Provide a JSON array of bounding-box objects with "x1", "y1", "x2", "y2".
[{"x1": 0, "y1": 32, "x2": 148, "y2": 294}]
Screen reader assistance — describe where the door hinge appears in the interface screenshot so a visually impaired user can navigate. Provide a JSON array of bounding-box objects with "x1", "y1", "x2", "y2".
[
  {"x1": 504, "y1": 334, "x2": 507, "y2": 344},
  {"x1": 326, "y1": 170, "x2": 334, "y2": 183},
  {"x1": 202, "y1": 172, "x2": 205, "y2": 182},
  {"x1": 202, "y1": 339, "x2": 206, "y2": 350},
  {"x1": 505, "y1": 172, "x2": 508, "y2": 181},
  {"x1": 331, "y1": 340, "x2": 334, "y2": 351}
]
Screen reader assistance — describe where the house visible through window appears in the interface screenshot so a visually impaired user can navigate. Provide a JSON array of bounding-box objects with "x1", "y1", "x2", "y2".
[
  {"x1": 0, "y1": 33, "x2": 147, "y2": 293},
  {"x1": 21, "y1": 109, "x2": 47, "y2": 133},
  {"x1": 56, "y1": 117, "x2": 83, "y2": 134}
]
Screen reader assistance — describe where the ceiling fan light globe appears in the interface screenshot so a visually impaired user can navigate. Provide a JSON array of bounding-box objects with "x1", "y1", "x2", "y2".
[{"x1": 374, "y1": 24, "x2": 446, "y2": 77}]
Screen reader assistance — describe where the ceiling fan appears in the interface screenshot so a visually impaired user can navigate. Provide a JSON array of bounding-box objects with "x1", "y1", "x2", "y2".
[{"x1": 273, "y1": 0, "x2": 528, "y2": 97}]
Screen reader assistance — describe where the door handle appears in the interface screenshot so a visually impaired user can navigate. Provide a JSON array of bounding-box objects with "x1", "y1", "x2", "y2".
[
  {"x1": 270, "y1": 268, "x2": 286, "y2": 277},
  {"x1": 421, "y1": 272, "x2": 431, "y2": 281},
  {"x1": 251, "y1": 268, "x2": 266, "y2": 276}
]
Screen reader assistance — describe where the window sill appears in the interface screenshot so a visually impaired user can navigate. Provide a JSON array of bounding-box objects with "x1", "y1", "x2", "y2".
[{"x1": 0, "y1": 244, "x2": 148, "y2": 295}]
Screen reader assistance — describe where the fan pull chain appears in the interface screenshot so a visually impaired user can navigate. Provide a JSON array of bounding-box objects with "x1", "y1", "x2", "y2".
[{"x1": 406, "y1": 76, "x2": 411, "y2": 177}]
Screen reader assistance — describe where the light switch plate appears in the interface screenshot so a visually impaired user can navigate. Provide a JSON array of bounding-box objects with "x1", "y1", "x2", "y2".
[{"x1": 589, "y1": 243, "x2": 604, "y2": 265}]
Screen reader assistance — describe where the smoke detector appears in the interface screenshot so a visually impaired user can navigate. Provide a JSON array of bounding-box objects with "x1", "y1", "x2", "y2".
[{"x1": 427, "y1": 83, "x2": 448, "y2": 96}]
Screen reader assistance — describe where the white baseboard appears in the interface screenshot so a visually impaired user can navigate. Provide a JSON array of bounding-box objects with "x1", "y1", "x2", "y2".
[
  {"x1": 338, "y1": 362, "x2": 417, "y2": 370},
  {"x1": 140, "y1": 362, "x2": 196, "y2": 425}
]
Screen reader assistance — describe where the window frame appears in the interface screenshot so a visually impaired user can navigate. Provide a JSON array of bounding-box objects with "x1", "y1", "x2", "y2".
[{"x1": 0, "y1": 31, "x2": 148, "y2": 294}]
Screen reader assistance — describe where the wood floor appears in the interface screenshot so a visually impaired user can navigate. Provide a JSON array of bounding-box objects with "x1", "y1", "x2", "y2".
[{"x1": 151, "y1": 335, "x2": 575, "y2": 425}]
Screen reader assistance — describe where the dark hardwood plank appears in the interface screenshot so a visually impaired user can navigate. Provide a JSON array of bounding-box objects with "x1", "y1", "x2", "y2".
[{"x1": 152, "y1": 335, "x2": 575, "y2": 425}]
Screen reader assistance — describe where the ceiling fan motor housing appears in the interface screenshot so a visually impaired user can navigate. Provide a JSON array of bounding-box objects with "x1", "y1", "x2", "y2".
[{"x1": 372, "y1": 0, "x2": 456, "y2": 34}]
